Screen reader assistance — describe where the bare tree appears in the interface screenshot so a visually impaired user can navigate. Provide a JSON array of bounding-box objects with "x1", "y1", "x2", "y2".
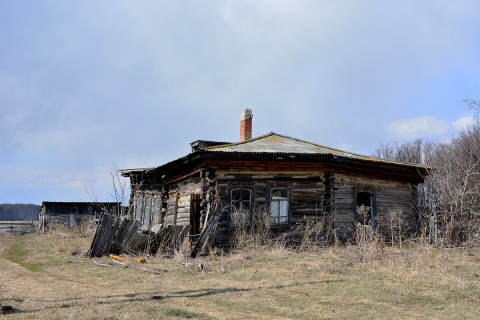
[
  {"x1": 373, "y1": 138, "x2": 425, "y2": 164},
  {"x1": 374, "y1": 101, "x2": 480, "y2": 247},
  {"x1": 85, "y1": 164, "x2": 130, "y2": 217},
  {"x1": 107, "y1": 164, "x2": 129, "y2": 216},
  {"x1": 431, "y1": 125, "x2": 480, "y2": 245},
  {"x1": 463, "y1": 98, "x2": 480, "y2": 122}
]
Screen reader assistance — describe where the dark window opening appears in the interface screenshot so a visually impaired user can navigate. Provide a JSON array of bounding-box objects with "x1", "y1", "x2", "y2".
[
  {"x1": 356, "y1": 192, "x2": 375, "y2": 225},
  {"x1": 190, "y1": 194, "x2": 202, "y2": 237},
  {"x1": 231, "y1": 189, "x2": 251, "y2": 227}
]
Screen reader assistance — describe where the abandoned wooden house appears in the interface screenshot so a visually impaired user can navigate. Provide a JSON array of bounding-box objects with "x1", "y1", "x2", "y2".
[
  {"x1": 39, "y1": 201, "x2": 122, "y2": 232},
  {"x1": 120, "y1": 109, "x2": 430, "y2": 249}
]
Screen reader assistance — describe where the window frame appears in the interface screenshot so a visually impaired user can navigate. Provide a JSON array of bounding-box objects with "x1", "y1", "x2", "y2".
[
  {"x1": 135, "y1": 195, "x2": 143, "y2": 222},
  {"x1": 269, "y1": 188, "x2": 290, "y2": 226},
  {"x1": 356, "y1": 191, "x2": 376, "y2": 226},
  {"x1": 152, "y1": 197, "x2": 162, "y2": 225},
  {"x1": 230, "y1": 188, "x2": 252, "y2": 227},
  {"x1": 143, "y1": 197, "x2": 152, "y2": 228}
]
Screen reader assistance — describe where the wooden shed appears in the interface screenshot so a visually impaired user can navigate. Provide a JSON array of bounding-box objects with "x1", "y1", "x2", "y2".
[
  {"x1": 39, "y1": 201, "x2": 122, "y2": 232},
  {"x1": 120, "y1": 109, "x2": 430, "y2": 248}
]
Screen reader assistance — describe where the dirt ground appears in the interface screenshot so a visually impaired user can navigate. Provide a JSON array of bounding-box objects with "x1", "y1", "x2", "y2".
[{"x1": 1, "y1": 232, "x2": 479, "y2": 319}]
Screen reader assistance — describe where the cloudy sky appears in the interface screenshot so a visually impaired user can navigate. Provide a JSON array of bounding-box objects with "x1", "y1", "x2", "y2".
[{"x1": 1, "y1": 1, "x2": 479, "y2": 205}]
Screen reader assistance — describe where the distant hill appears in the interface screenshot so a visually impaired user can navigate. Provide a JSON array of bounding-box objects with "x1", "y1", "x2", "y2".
[{"x1": 0, "y1": 203, "x2": 40, "y2": 220}]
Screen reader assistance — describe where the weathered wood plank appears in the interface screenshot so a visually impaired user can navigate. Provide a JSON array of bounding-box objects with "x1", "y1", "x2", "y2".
[
  {"x1": 110, "y1": 218, "x2": 132, "y2": 254},
  {"x1": 102, "y1": 216, "x2": 121, "y2": 255},
  {"x1": 121, "y1": 220, "x2": 141, "y2": 249},
  {"x1": 89, "y1": 214, "x2": 114, "y2": 257}
]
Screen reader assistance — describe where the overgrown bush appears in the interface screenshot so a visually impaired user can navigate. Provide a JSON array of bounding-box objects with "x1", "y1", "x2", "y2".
[
  {"x1": 374, "y1": 102, "x2": 480, "y2": 247},
  {"x1": 231, "y1": 204, "x2": 273, "y2": 250}
]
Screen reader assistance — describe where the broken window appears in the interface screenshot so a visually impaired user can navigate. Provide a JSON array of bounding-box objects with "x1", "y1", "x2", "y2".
[
  {"x1": 270, "y1": 188, "x2": 289, "y2": 225},
  {"x1": 152, "y1": 198, "x2": 161, "y2": 225},
  {"x1": 143, "y1": 197, "x2": 151, "y2": 228},
  {"x1": 230, "y1": 189, "x2": 251, "y2": 226},
  {"x1": 190, "y1": 194, "x2": 202, "y2": 236},
  {"x1": 356, "y1": 192, "x2": 375, "y2": 225},
  {"x1": 135, "y1": 196, "x2": 143, "y2": 222}
]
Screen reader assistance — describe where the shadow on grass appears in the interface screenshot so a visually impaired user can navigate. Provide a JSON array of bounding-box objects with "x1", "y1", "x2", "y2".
[
  {"x1": 169, "y1": 279, "x2": 343, "y2": 298},
  {"x1": 8, "y1": 279, "x2": 343, "y2": 315}
]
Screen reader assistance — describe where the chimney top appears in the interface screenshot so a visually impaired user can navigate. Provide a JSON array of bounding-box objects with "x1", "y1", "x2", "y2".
[
  {"x1": 240, "y1": 108, "x2": 253, "y2": 121},
  {"x1": 240, "y1": 109, "x2": 253, "y2": 142}
]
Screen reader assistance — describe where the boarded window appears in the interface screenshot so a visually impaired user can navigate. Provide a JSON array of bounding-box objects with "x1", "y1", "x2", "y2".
[
  {"x1": 270, "y1": 188, "x2": 289, "y2": 225},
  {"x1": 135, "y1": 196, "x2": 143, "y2": 222},
  {"x1": 231, "y1": 189, "x2": 251, "y2": 226}
]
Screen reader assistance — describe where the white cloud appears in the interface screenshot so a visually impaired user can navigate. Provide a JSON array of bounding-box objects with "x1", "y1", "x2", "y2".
[
  {"x1": 452, "y1": 116, "x2": 475, "y2": 131},
  {"x1": 1, "y1": 1, "x2": 480, "y2": 203},
  {"x1": 389, "y1": 116, "x2": 448, "y2": 139},
  {"x1": 388, "y1": 115, "x2": 476, "y2": 140}
]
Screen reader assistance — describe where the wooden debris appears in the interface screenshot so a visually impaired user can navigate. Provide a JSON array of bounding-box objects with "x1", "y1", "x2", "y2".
[
  {"x1": 92, "y1": 260, "x2": 109, "y2": 267},
  {"x1": 111, "y1": 259, "x2": 128, "y2": 268},
  {"x1": 111, "y1": 259, "x2": 167, "y2": 273},
  {"x1": 89, "y1": 214, "x2": 190, "y2": 258},
  {"x1": 191, "y1": 207, "x2": 225, "y2": 258},
  {"x1": 137, "y1": 266, "x2": 167, "y2": 274},
  {"x1": 109, "y1": 253, "x2": 127, "y2": 262}
]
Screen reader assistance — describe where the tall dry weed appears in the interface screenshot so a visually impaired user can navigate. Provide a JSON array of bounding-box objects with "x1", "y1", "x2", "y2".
[
  {"x1": 231, "y1": 204, "x2": 273, "y2": 250},
  {"x1": 43, "y1": 223, "x2": 94, "y2": 255}
]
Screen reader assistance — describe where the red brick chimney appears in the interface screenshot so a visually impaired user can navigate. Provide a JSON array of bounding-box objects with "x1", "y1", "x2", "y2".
[{"x1": 240, "y1": 109, "x2": 253, "y2": 141}]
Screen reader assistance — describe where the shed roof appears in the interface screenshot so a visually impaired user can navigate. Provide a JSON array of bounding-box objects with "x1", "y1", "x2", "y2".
[{"x1": 41, "y1": 201, "x2": 121, "y2": 206}]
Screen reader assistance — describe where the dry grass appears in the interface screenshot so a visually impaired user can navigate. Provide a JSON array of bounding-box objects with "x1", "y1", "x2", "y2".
[{"x1": 0, "y1": 229, "x2": 479, "y2": 319}]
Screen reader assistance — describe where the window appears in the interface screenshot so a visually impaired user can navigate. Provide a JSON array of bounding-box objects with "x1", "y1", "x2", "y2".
[
  {"x1": 143, "y1": 197, "x2": 152, "y2": 228},
  {"x1": 135, "y1": 196, "x2": 143, "y2": 222},
  {"x1": 231, "y1": 189, "x2": 251, "y2": 226},
  {"x1": 356, "y1": 192, "x2": 375, "y2": 225},
  {"x1": 152, "y1": 198, "x2": 161, "y2": 225},
  {"x1": 270, "y1": 188, "x2": 289, "y2": 225}
]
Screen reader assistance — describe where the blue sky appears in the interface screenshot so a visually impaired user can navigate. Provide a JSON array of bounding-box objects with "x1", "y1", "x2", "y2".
[{"x1": 1, "y1": 1, "x2": 480, "y2": 205}]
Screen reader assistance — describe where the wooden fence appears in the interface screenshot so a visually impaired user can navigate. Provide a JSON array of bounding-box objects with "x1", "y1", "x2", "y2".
[
  {"x1": 0, "y1": 220, "x2": 37, "y2": 235},
  {"x1": 89, "y1": 214, "x2": 190, "y2": 257}
]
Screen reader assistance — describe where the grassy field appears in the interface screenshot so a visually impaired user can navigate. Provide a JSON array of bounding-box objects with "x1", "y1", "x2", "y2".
[{"x1": 0, "y1": 230, "x2": 479, "y2": 319}]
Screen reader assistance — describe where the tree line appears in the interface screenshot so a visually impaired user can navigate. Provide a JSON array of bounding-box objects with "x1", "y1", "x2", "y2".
[
  {"x1": 0, "y1": 203, "x2": 41, "y2": 221},
  {"x1": 374, "y1": 99, "x2": 480, "y2": 246}
]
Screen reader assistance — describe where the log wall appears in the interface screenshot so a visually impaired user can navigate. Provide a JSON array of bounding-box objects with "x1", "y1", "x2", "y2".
[
  {"x1": 211, "y1": 171, "x2": 328, "y2": 247},
  {"x1": 131, "y1": 166, "x2": 420, "y2": 247},
  {"x1": 134, "y1": 181, "x2": 201, "y2": 227},
  {"x1": 332, "y1": 173, "x2": 417, "y2": 238},
  {"x1": 133, "y1": 179, "x2": 201, "y2": 230}
]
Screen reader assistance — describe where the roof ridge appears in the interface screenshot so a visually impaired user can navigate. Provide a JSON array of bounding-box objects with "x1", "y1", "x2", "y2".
[
  {"x1": 204, "y1": 132, "x2": 277, "y2": 149},
  {"x1": 202, "y1": 132, "x2": 431, "y2": 169}
]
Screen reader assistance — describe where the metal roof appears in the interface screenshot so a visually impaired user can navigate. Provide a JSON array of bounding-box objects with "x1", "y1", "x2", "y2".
[
  {"x1": 205, "y1": 132, "x2": 353, "y2": 155},
  {"x1": 119, "y1": 132, "x2": 432, "y2": 175},
  {"x1": 41, "y1": 201, "x2": 121, "y2": 205},
  {"x1": 204, "y1": 132, "x2": 429, "y2": 168}
]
